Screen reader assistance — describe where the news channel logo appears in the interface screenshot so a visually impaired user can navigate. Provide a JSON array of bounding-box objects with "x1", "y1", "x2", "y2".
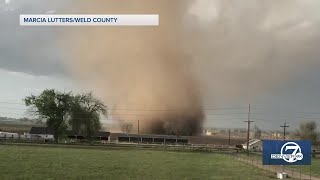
[{"x1": 263, "y1": 140, "x2": 311, "y2": 165}]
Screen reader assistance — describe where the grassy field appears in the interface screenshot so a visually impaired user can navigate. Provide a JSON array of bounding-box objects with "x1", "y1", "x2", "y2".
[
  {"x1": 0, "y1": 145, "x2": 275, "y2": 179},
  {"x1": 238, "y1": 152, "x2": 320, "y2": 177}
]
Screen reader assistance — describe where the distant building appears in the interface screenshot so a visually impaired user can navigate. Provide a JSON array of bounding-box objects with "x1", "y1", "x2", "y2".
[
  {"x1": 111, "y1": 133, "x2": 189, "y2": 144},
  {"x1": 0, "y1": 131, "x2": 19, "y2": 138},
  {"x1": 272, "y1": 132, "x2": 281, "y2": 139},
  {"x1": 29, "y1": 127, "x2": 110, "y2": 142},
  {"x1": 29, "y1": 127, "x2": 54, "y2": 140},
  {"x1": 66, "y1": 130, "x2": 110, "y2": 141},
  {"x1": 203, "y1": 129, "x2": 212, "y2": 136},
  {"x1": 242, "y1": 139, "x2": 262, "y2": 152}
]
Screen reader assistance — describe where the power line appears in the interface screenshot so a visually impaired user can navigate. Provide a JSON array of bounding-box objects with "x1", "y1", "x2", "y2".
[
  {"x1": 0, "y1": 100, "x2": 319, "y2": 126},
  {"x1": 0, "y1": 105, "x2": 266, "y2": 117},
  {"x1": 0, "y1": 106, "x2": 265, "y2": 115},
  {"x1": 0, "y1": 111, "x2": 318, "y2": 122},
  {"x1": 0, "y1": 101, "x2": 263, "y2": 111},
  {"x1": 0, "y1": 107, "x2": 28, "y2": 110},
  {"x1": 1, "y1": 103, "x2": 319, "y2": 118},
  {"x1": 0, "y1": 102, "x2": 25, "y2": 105},
  {"x1": 2, "y1": 100, "x2": 320, "y2": 115}
]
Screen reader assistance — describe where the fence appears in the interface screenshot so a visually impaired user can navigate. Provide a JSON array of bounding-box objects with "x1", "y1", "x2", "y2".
[{"x1": 231, "y1": 153, "x2": 319, "y2": 180}]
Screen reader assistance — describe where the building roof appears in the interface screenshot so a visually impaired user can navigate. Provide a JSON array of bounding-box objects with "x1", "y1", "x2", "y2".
[
  {"x1": 95, "y1": 131, "x2": 110, "y2": 137},
  {"x1": 242, "y1": 139, "x2": 261, "y2": 146},
  {"x1": 113, "y1": 133, "x2": 188, "y2": 139},
  {"x1": 29, "y1": 127, "x2": 110, "y2": 137},
  {"x1": 29, "y1": 127, "x2": 54, "y2": 135},
  {"x1": 66, "y1": 130, "x2": 110, "y2": 137}
]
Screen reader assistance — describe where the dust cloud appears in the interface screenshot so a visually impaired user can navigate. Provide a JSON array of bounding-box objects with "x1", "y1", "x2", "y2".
[{"x1": 65, "y1": 0, "x2": 320, "y2": 135}]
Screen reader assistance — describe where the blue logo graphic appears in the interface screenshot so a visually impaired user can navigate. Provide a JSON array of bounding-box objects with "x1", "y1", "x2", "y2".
[{"x1": 263, "y1": 140, "x2": 311, "y2": 165}]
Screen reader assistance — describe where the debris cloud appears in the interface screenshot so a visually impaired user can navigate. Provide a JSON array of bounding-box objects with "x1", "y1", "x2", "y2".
[{"x1": 65, "y1": 0, "x2": 320, "y2": 134}]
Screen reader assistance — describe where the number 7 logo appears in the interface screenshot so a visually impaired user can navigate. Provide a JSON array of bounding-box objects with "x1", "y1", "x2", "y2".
[{"x1": 281, "y1": 142, "x2": 303, "y2": 163}]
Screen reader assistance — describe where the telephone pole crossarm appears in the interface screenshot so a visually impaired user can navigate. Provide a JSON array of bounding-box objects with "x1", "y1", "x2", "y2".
[{"x1": 280, "y1": 123, "x2": 289, "y2": 141}]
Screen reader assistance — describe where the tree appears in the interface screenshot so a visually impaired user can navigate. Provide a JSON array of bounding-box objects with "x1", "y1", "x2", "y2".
[
  {"x1": 24, "y1": 89, "x2": 73, "y2": 143},
  {"x1": 34, "y1": 119, "x2": 45, "y2": 125},
  {"x1": 253, "y1": 125, "x2": 262, "y2": 139},
  {"x1": 70, "y1": 92, "x2": 107, "y2": 142},
  {"x1": 163, "y1": 120, "x2": 183, "y2": 136},
  {"x1": 295, "y1": 121, "x2": 318, "y2": 144},
  {"x1": 120, "y1": 121, "x2": 133, "y2": 134},
  {"x1": 163, "y1": 120, "x2": 175, "y2": 135}
]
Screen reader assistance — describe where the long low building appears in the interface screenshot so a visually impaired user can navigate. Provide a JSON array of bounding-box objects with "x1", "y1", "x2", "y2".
[
  {"x1": 111, "y1": 133, "x2": 246, "y2": 145},
  {"x1": 29, "y1": 127, "x2": 55, "y2": 140},
  {"x1": 188, "y1": 136, "x2": 246, "y2": 145},
  {"x1": 28, "y1": 127, "x2": 110, "y2": 141},
  {"x1": 66, "y1": 130, "x2": 110, "y2": 141},
  {"x1": 111, "y1": 133, "x2": 189, "y2": 144},
  {"x1": 0, "y1": 131, "x2": 19, "y2": 138}
]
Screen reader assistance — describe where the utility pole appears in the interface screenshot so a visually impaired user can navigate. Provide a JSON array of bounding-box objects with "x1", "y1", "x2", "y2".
[
  {"x1": 244, "y1": 103, "x2": 253, "y2": 156},
  {"x1": 280, "y1": 122, "x2": 289, "y2": 141},
  {"x1": 228, "y1": 129, "x2": 231, "y2": 145},
  {"x1": 280, "y1": 122, "x2": 289, "y2": 173}
]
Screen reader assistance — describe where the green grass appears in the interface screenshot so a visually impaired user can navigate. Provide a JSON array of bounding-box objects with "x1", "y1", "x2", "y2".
[
  {"x1": 238, "y1": 152, "x2": 320, "y2": 177},
  {"x1": 0, "y1": 145, "x2": 275, "y2": 180}
]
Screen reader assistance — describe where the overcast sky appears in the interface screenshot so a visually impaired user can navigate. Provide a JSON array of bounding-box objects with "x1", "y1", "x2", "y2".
[{"x1": 1, "y1": 0, "x2": 320, "y2": 131}]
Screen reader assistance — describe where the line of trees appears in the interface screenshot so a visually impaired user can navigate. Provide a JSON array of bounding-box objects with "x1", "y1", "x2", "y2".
[
  {"x1": 253, "y1": 125, "x2": 262, "y2": 139},
  {"x1": 254, "y1": 122, "x2": 318, "y2": 144},
  {"x1": 120, "y1": 121, "x2": 133, "y2": 134},
  {"x1": 294, "y1": 121, "x2": 318, "y2": 145},
  {"x1": 0, "y1": 116, "x2": 44, "y2": 125},
  {"x1": 24, "y1": 89, "x2": 107, "y2": 143}
]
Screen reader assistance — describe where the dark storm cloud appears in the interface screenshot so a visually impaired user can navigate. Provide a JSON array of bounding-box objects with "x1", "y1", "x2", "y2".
[{"x1": 0, "y1": 0, "x2": 69, "y2": 76}]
